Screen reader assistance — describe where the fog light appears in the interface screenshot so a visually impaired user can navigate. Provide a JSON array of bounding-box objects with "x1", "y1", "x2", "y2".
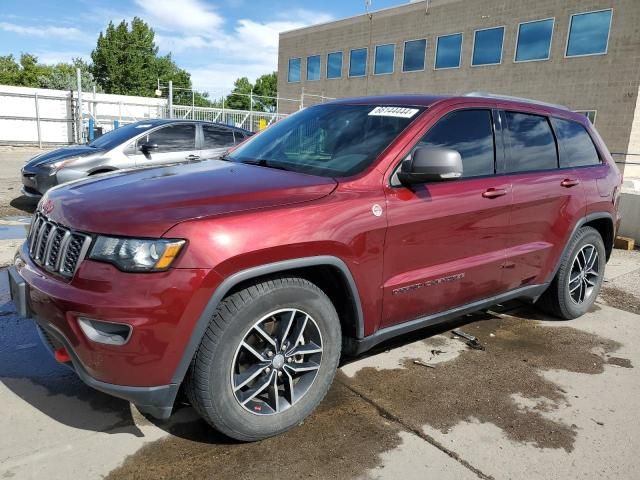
[{"x1": 78, "y1": 317, "x2": 132, "y2": 346}]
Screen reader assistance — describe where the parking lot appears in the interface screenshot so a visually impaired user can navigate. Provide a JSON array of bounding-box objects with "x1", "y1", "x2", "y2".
[{"x1": 1, "y1": 147, "x2": 638, "y2": 480}]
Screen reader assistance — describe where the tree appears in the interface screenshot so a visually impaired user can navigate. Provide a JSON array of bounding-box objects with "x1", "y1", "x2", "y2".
[
  {"x1": 38, "y1": 58, "x2": 102, "y2": 92},
  {"x1": 224, "y1": 72, "x2": 278, "y2": 112},
  {"x1": 0, "y1": 55, "x2": 20, "y2": 85}
]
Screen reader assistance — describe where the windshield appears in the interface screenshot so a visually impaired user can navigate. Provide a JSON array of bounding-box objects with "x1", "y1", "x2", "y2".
[
  {"x1": 88, "y1": 122, "x2": 157, "y2": 150},
  {"x1": 226, "y1": 104, "x2": 424, "y2": 177}
]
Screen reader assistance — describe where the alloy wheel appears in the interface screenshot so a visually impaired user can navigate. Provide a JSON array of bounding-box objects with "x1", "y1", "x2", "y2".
[
  {"x1": 568, "y1": 244, "x2": 600, "y2": 305},
  {"x1": 230, "y1": 308, "x2": 323, "y2": 416}
]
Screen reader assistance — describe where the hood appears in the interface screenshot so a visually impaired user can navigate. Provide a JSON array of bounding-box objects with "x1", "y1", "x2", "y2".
[
  {"x1": 25, "y1": 145, "x2": 104, "y2": 168},
  {"x1": 42, "y1": 160, "x2": 337, "y2": 237}
]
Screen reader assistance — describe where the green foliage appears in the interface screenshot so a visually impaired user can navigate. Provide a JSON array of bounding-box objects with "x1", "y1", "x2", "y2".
[
  {"x1": 225, "y1": 72, "x2": 277, "y2": 112},
  {"x1": 0, "y1": 54, "x2": 101, "y2": 91}
]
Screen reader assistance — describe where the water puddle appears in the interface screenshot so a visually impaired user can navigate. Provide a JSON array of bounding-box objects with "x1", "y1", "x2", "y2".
[{"x1": 0, "y1": 216, "x2": 31, "y2": 240}]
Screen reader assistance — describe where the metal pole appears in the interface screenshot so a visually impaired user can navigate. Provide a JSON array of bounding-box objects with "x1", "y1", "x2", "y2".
[
  {"x1": 76, "y1": 67, "x2": 84, "y2": 144},
  {"x1": 191, "y1": 89, "x2": 195, "y2": 119},
  {"x1": 300, "y1": 87, "x2": 304, "y2": 110},
  {"x1": 250, "y1": 89, "x2": 253, "y2": 131},
  {"x1": 222, "y1": 94, "x2": 225, "y2": 125},
  {"x1": 34, "y1": 92, "x2": 42, "y2": 149},
  {"x1": 168, "y1": 80, "x2": 173, "y2": 118}
]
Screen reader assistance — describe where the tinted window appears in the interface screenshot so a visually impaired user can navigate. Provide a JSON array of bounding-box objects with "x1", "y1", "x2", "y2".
[
  {"x1": 415, "y1": 110, "x2": 495, "y2": 178},
  {"x1": 307, "y1": 55, "x2": 321, "y2": 81},
  {"x1": 374, "y1": 44, "x2": 395, "y2": 75},
  {"x1": 435, "y1": 33, "x2": 462, "y2": 69},
  {"x1": 472, "y1": 27, "x2": 504, "y2": 65},
  {"x1": 349, "y1": 48, "x2": 368, "y2": 77},
  {"x1": 403, "y1": 39, "x2": 426, "y2": 72},
  {"x1": 327, "y1": 52, "x2": 343, "y2": 79},
  {"x1": 551, "y1": 118, "x2": 600, "y2": 168},
  {"x1": 288, "y1": 58, "x2": 301, "y2": 82},
  {"x1": 142, "y1": 124, "x2": 195, "y2": 153},
  {"x1": 88, "y1": 122, "x2": 155, "y2": 150},
  {"x1": 516, "y1": 18, "x2": 554, "y2": 62},
  {"x1": 566, "y1": 10, "x2": 612, "y2": 57},
  {"x1": 226, "y1": 104, "x2": 423, "y2": 178},
  {"x1": 203, "y1": 125, "x2": 235, "y2": 149},
  {"x1": 504, "y1": 112, "x2": 557, "y2": 172}
]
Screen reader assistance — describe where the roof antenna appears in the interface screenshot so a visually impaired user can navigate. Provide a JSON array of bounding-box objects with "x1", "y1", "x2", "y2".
[{"x1": 365, "y1": 0, "x2": 372, "y2": 18}]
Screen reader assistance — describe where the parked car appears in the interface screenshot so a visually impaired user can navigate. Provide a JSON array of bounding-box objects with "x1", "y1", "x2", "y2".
[
  {"x1": 8, "y1": 93, "x2": 621, "y2": 441},
  {"x1": 20, "y1": 119, "x2": 252, "y2": 198}
]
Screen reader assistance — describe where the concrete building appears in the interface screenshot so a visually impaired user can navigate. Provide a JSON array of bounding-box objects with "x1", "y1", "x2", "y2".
[{"x1": 277, "y1": 0, "x2": 640, "y2": 175}]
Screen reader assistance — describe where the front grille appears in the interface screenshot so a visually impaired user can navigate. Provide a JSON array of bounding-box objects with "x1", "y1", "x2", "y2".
[{"x1": 28, "y1": 213, "x2": 92, "y2": 279}]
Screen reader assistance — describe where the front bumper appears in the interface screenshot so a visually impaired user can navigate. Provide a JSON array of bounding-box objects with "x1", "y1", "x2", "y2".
[
  {"x1": 21, "y1": 165, "x2": 88, "y2": 197},
  {"x1": 8, "y1": 243, "x2": 218, "y2": 419}
]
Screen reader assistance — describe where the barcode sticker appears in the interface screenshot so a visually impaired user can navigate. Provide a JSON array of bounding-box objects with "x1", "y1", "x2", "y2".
[{"x1": 369, "y1": 106, "x2": 419, "y2": 118}]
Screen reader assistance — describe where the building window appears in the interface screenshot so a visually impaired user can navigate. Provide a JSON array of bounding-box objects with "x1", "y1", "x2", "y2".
[
  {"x1": 574, "y1": 110, "x2": 597, "y2": 124},
  {"x1": 472, "y1": 26, "x2": 505, "y2": 66},
  {"x1": 515, "y1": 18, "x2": 554, "y2": 62},
  {"x1": 306, "y1": 55, "x2": 321, "y2": 81},
  {"x1": 566, "y1": 9, "x2": 613, "y2": 57},
  {"x1": 327, "y1": 51, "x2": 343, "y2": 79},
  {"x1": 288, "y1": 58, "x2": 301, "y2": 83},
  {"x1": 435, "y1": 33, "x2": 462, "y2": 69},
  {"x1": 403, "y1": 39, "x2": 427, "y2": 72},
  {"x1": 349, "y1": 48, "x2": 368, "y2": 77},
  {"x1": 374, "y1": 44, "x2": 395, "y2": 75}
]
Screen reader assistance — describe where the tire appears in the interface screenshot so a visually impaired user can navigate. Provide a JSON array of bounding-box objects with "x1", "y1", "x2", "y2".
[
  {"x1": 185, "y1": 276, "x2": 341, "y2": 441},
  {"x1": 537, "y1": 226, "x2": 606, "y2": 319}
]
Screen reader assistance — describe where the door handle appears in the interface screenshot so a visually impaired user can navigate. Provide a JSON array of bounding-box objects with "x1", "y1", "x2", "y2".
[
  {"x1": 482, "y1": 188, "x2": 507, "y2": 199},
  {"x1": 186, "y1": 154, "x2": 200, "y2": 161},
  {"x1": 561, "y1": 178, "x2": 580, "y2": 188}
]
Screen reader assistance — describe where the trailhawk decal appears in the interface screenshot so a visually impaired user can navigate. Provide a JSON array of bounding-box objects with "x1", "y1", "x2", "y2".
[
  {"x1": 368, "y1": 106, "x2": 419, "y2": 118},
  {"x1": 392, "y1": 273, "x2": 466, "y2": 295}
]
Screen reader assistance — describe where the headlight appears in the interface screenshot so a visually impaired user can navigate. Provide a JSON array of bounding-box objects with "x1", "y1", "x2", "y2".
[
  {"x1": 48, "y1": 157, "x2": 79, "y2": 175},
  {"x1": 89, "y1": 236, "x2": 186, "y2": 272}
]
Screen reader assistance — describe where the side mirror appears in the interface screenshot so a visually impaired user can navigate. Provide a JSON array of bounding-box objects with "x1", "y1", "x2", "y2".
[
  {"x1": 397, "y1": 147, "x2": 463, "y2": 185},
  {"x1": 139, "y1": 142, "x2": 159, "y2": 153}
]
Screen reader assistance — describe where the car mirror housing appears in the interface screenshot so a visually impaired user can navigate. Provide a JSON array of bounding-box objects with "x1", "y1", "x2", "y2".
[
  {"x1": 397, "y1": 147, "x2": 463, "y2": 185},
  {"x1": 139, "y1": 142, "x2": 159, "y2": 152}
]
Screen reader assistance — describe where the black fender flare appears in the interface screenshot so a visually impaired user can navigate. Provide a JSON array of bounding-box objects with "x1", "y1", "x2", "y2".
[
  {"x1": 171, "y1": 256, "x2": 364, "y2": 384},
  {"x1": 545, "y1": 211, "x2": 614, "y2": 284}
]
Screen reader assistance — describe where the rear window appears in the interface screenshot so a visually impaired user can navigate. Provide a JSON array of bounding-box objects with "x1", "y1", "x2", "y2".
[
  {"x1": 504, "y1": 112, "x2": 557, "y2": 173},
  {"x1": 203, "y1": 124, "x2": 235, "y2": 149},
  {"x1": 551, "y1": 118, "x2": 600, "y2": 168}
]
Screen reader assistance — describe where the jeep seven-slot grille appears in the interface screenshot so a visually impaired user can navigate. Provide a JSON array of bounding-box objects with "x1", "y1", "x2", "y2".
[{"x1": 28, "y1": 213, "x2": 92, "y2": 278}]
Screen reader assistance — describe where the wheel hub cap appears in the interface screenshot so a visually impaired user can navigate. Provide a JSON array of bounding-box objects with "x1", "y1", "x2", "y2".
[
  {"x1": 568, "y1": 244, "x2": 599, "y2": 305},
  {"x1": 230, "y1": 308, "x2": 323, "y2": 416}
]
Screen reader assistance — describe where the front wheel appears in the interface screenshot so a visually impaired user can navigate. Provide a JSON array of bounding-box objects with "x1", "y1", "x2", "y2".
[
  {"x1": 185, "y1": 276, "x2": 341, "y2": 441},
  {"x1": 537, "y1": 226, "x2": 606, "y2": 319}
]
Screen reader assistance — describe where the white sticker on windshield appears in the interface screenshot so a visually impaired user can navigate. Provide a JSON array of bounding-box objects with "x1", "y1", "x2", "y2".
[
  {"x1": 136, "y1": 124, "x2": 153, "y2": 128},
  {"x1": 368, "y1": 106, "x2": 419, "y2": 118}
]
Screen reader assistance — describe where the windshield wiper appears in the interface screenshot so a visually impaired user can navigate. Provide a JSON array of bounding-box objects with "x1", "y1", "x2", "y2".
[{"x1": 238, "y1": 159, "x2": 293, "y2": 172}]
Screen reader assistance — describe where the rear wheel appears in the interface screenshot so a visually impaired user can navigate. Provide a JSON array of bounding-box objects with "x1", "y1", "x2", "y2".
[
  {"x1": 185, "y1": 276, "x2": 341, "y2": 441},
  {"x1": 537, "y1": 226, "x2": 605, "y2": 319}
]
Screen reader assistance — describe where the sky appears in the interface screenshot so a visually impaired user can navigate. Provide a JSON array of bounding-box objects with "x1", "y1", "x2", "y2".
[{"x1": 0, "y1": 0, "x2": 408, "y2": 96}]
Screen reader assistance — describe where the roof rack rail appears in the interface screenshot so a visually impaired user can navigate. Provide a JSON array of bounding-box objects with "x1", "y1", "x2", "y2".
[{"x1": 463, "y1": 92, "x2": 570, "y2": 111}]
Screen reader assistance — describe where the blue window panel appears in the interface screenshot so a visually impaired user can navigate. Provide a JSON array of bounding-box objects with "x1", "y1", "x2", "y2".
[
  {"x1": 516, "y1": 19, "x2": 554, "y2": 62},
  {"x1": 403, "y1": 39, "x2": 426, "y2": 72},
  {"x1": 288, "y1": 58, "x2": 301, "y2": 83},
  {"x1": 472, "y1": 27, "x2": 505, "y2": 66},
  {"x1": 327, "y1": 52, "x2": 343, "y2": 79},
  {"x1": 435, "y1": 33, "x2": 462, "y2": 69},
  {"x1": 566, "y1": 10, "x2": 612, "y2": 57},
  {"x1": 306, "y1": 55, "x2": 321, "y2": 81},
  {"x1": 374, "y1": 44, "x2": 395, "y2": 75},
  {"x1": 349, "y1": 48, "x2": 368, "y2": 77}
]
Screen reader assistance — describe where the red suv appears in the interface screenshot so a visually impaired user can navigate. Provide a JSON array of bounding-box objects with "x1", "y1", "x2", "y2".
[{"x1": 8, "y1": 94, "x2": 621, "y2": 441}]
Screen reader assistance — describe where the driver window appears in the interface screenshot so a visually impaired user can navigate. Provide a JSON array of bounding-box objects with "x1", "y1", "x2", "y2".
[{"x1": 412, "y1": 109, "x2": 496, "y2": 178}]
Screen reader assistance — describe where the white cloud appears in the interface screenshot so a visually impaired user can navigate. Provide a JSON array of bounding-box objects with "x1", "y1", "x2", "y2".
[
  {"x1": 154, "y1": 10, "x2": 334, "y2": 92},
  {"x1": 134, "y1": 0, "x2": 223, "y2": 33},
  {"x1": 0, "y1": 22, "x2": 83, "y2": 39}
]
